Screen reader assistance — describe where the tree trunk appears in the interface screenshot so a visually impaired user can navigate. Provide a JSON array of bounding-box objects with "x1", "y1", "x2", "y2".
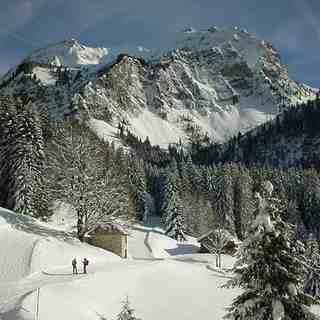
[{"x1": 77, "y1": 210, "x2": 85, "y2": 242}]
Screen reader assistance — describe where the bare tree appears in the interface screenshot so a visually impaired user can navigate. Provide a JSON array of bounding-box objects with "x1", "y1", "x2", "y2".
[
  {"x1": 45, "y1": 120, "x2": 132, "y2": 241},
  {"x1": 201, "y1": 229, "x2": 231, "y2": 268}
]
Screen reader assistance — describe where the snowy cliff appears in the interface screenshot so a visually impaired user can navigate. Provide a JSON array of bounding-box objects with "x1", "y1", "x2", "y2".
[{"x1": 0, "y1": 26, "x2": 315, "y2": 147}]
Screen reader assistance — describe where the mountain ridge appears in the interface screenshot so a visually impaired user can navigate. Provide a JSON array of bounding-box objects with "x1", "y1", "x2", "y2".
[{"x1": 0, "y1": 26, "x2": 316, "y2": 147}]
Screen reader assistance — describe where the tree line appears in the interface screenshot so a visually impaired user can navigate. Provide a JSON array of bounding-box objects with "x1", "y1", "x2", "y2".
[
  {"x1": 1, "y1": 94, "x2": 320, "y2": 245},
  {"x1": 0, "y1": 95, "x2": 135, "y2": 240}
]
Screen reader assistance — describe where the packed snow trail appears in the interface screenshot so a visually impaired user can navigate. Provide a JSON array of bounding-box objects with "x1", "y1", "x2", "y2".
[
  {"x1": 128, "y1": 227, "x2": 154, "y2": 259},
  {"x1": 0, "y1": 259, "x2": 154, "y2": 317},
  {"x1": 18, "y1": 257, "x2": 240, "y2": 320}
]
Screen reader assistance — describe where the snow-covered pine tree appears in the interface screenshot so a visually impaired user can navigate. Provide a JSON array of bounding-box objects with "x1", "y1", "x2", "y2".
[
  {"x1": 299, "y1": 170, "x2": 320, "y2": 239},
  {"x1": 233, "y1": 165, "x2": 254, "y2": 240},
  {"x1": 178, "y1": 156, "x2": 193, "y2": 231},
  {"x1": 179, "y1": 157, "x2": 209, "y2": 235},
  {"x1": 144, "y1": 163, "x2": 163, "y2": 216},
  {"x1": 212, "y1": 164, "x2": 234, "y2": 234},
  {"x1": 0, "y1": 98, "x2": 47, "y2": 216},
  {"x1": 0, "y1": 96, "x2": 17, "y2": 207},
  {"x1": 304, "y1": 236, "x2": 320, "y2": 300},
  {"x1": 184, "y1": 154, "x2": 200, "y2": 191},
  {"x1": 128, "y1": 157, "x2": 148, "y2": 221},
  {"x1": 116, "y1": 297, "x2": 141, "y2": 320},
  {"x1": 161, "y1": 160, "x2": 186, "y2": 241},
  {"x1": 13, "y1": 102, "x2": 47, "y2": 216},
  {"x1": 224, "y1": 181, "x2": 318, "y2": 320}
]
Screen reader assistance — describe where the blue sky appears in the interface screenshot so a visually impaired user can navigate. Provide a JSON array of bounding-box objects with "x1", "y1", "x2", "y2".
[{"x1": 0, "y1": 0, "x2": 319, "y2": 86}]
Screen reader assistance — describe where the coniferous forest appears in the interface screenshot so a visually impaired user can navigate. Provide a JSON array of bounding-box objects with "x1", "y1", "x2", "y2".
[{"x1": 1, "y1": 94, "x2": 320, "y2": 246}]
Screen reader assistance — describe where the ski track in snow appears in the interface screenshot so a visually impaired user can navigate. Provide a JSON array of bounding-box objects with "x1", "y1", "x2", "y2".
[
  {"x1": 0, "y1": 216, "x2": 198, "y2": 319},
  {"x1": 128, "y1": 227, "x2": 154, "y2": 259},
  {"x1": 0, "y1": 247, "x2": 123, "y2": 318},
  {"x1": 0, "y1": 259, "x2": 158, "y2": 319},
  {"x1": 0, "y1": 218, "x2": 158, "y2": 318}
]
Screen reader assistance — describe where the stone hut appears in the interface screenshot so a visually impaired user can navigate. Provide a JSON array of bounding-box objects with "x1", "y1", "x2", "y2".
[{"x1": 87, "y1": 224, "x2": 128, "y2": 258}]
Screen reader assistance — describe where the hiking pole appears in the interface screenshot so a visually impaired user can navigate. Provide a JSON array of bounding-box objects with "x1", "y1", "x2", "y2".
[{"x1": 35, "y1": 288, "x2": 40, "y2": 320}]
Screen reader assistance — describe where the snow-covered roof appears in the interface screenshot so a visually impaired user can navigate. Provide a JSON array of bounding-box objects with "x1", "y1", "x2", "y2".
[{"x1": 92, "y1": 223, "x2": 128, "y2": 235}]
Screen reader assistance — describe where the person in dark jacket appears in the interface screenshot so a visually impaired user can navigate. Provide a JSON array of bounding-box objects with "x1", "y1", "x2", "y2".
[
  {"x1": 72, "y1": 258, "x2": 78, "y2": 274},
  {"x1": 82, "y1": 258, "x2": 89, "y2": 274}
]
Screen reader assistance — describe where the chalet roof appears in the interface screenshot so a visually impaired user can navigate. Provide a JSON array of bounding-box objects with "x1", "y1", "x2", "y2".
[{"x1": 93, "y1": 223, "x2": 128, "y2": 235}]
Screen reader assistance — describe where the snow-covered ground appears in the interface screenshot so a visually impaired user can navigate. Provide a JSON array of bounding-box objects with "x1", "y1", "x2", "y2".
[
  {"x1": 129, "y1": 109, "x2": 187, "y2": 148},
  {"x1": 87, "y1": 118, "x2": 125, "y2": 149},
  {"x1": 0, "y1": 208, "x2": 120, "y2": 317},
  {"x1": 32, "y1": 67, "x2": 57, "y2": 86},
  {"x1": 0, "y1": 207, "x2": 242, "y2": 320},
  {"x1": 2, "y1": 207, "x2": 316, "y2": 320}
]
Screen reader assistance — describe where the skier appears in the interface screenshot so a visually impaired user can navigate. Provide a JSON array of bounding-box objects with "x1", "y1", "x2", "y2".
[
  {"x1": 72, "y1": 258, "x2": 78, "y2": 275},
  {"x1": 82, "y1": 258, "x2": 89, "y2": 274}
]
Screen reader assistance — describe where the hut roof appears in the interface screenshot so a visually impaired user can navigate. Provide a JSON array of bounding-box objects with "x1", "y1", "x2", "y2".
[{"x1": 92, "y1": 223, "x2": 128, "y2": 235}]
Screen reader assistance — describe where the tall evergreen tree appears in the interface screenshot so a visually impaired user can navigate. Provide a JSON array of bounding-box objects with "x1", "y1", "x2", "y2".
[
  {"x1": 304, "y1": 237, "x2": 320, "y2": 300},
  {"x1": 212, "y1": 164, "x2": 234, "y2": 234},
  {"x1": 233, "y1": 165, "x2": 254, "y2": 240},
  {"x1": 225, "y1": 181, "x2": 318, "y2": 320},
  {"x1": 0, "y1": 98, "x2": 47, "y2": 216},
  {"x1": 161, "y1": 161, "x2": 186, "y2": 241},
  {"x1": 128, "y1": 157, "x2": 147, "y2": 221}
]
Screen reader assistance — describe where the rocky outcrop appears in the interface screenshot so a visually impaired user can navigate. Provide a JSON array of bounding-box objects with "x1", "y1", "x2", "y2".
[{"x1": 0, "y1": 26, "x2": 315, "y2": 147}]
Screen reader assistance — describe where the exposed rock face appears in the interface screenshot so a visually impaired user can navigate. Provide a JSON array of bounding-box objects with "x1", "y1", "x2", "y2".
[{"x1": 0, "y1": 26, "x2": 315, "y2": 147}]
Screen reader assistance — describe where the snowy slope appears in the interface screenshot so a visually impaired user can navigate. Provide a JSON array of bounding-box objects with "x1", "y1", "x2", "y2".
[
  {"x1": 25, "y1": 39, "x2": 110, "y2": 67},
  {"x1": 0, "y1": 207, "x2": 120, "y2": 318},
  {"x1": 1, "y1": 208, "x2": 320, "y2": 320},
  {"x1": 87, "y1": 118, "x2": 125, "y2": 149},
  {"x1": 129, "y1": 109, "x2": 187, "y2": 147},
  {"x1": 0, "y1": 208, "x2": 235, "y2": 320},
  {"x1": 20, "y1": 257, "x2": 239, "y2": 320}
]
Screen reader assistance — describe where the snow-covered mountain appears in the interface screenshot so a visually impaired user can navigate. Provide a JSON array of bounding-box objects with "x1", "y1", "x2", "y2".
[
  {"x1": 0, "y1": 26, "x2": 315, "y2": 147},
  {"x1": 25, "y1": 39, "x2": 110, "y2": 67}
]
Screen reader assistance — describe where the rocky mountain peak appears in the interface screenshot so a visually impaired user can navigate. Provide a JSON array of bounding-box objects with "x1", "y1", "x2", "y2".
[
  {"x1": 23, "y1": 39, "x2": 110, "y2": 67},
  {"x1": 0, "y1": 26, "x2": 316, "y2": 148}
]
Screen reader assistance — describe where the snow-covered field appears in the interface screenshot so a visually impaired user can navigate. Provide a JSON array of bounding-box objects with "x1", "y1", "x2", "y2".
[{"x1": 0, "y1": 207, "x2": 243, "y2": 320}]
